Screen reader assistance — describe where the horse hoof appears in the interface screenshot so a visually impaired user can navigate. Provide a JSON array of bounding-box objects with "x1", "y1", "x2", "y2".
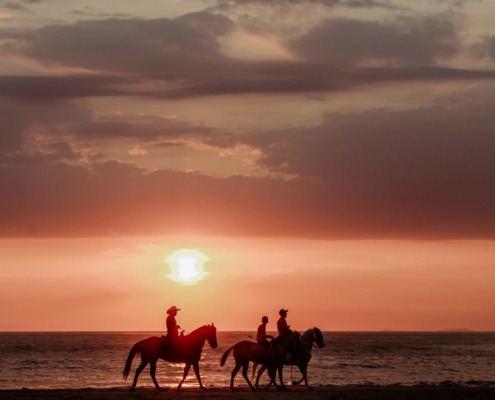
[
  {"x1": 129, "y1": 388, "x2": 135, "y2": 392},
  {"x1": 200, "y1": 387, "x2": 207, "y2": 391},
  {"x1": 292, "y1": 381, "x2": 299, "y2": 385},
  {"x1": 307, "y1": 386, "x2": 313, "y2": 390}
]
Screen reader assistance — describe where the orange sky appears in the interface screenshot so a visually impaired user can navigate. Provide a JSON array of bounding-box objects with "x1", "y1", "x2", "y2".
[
  {"x1": 2, "y1": 237, "x2": 494, "y2": 332},
  {"x1": 2, "y1": 0, "x2": 495, "y2": 332}
]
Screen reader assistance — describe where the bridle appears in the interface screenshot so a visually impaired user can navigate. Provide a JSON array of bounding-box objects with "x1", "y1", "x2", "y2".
[{"x1": 301, "y1": 328, "x2": 320, "y2": 349}]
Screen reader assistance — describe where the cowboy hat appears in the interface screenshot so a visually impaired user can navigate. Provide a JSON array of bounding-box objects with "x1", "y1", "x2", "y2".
[{"x1": 167, "y1": 306, "x2": 181, "y2": 314}]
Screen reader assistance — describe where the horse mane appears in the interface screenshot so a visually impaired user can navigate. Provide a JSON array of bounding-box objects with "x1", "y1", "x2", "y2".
[{"x1": 186, "y1": 324, "x2": 215, "y2": 339}]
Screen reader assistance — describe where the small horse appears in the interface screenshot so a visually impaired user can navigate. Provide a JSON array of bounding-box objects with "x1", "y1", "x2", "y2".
[
  {"x1": 254, "y1": 327, "x2": 325, "y2": 389},
  {"x1": 220, "y1": 330, "x2": 300, "y2": 391},
  {"x1": 123, "y1": 324, "x2": 217, "y2": 390}
]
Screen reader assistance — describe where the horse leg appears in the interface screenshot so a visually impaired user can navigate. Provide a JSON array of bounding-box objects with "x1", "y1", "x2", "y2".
[
  {"x1": 300, "y1": 363, "x2": 311, "y2": 389},
  {"x1": 251, "y1": 362, "x2": 258, "y2": 381},
  {"x1": 278, "y1": 365, "x2": 287, "y2": 391},
  {"x1": 292, "y1": 363, "x2": 304, "y2": 385},
  {"x1": 242, "y1": 361, "x2": 255, "y2": 391},
  {"x1": 130, "y1": 360, "x2": 148, "y2": 390},
  {"x1": 230, "y1": 362, "x2": 242, "y2": 391},
  {"x1": 177, "y1": 363, "x2": 191, "y2": 391},
  {"x1": 255, "y1": 365, "x2": 266, "y2": 389},
  {"x1": 264, "y1": 366, "x2": 277, "y2": 391},
  {"x1": 149, "y1": 360, "x2": 163, "y2": 391},
  {"x1": 192, "y1": 362, "x2": 206, "y2": 390}
]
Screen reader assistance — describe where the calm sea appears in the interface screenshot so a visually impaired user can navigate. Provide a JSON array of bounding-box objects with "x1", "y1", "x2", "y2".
[{"x1": 1, "y1": 332, "x2": 495, "y2": 389}]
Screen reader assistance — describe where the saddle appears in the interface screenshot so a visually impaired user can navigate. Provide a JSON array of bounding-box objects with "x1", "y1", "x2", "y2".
[{"x1": 160, "y1": 334, "x2": 184, "y2": 360}]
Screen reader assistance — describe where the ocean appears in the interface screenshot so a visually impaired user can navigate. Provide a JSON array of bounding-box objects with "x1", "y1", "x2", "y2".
[{"x1": 1, "y1": 332, "x2": 494, "y2": 389}]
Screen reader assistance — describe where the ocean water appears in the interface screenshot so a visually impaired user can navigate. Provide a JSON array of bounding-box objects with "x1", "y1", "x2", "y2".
[{"x1": 1, "y1": 332, "x2": 495, "y2": 389}]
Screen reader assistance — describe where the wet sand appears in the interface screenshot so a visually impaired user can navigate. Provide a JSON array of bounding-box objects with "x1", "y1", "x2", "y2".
[{"x1": 2, "y1": 386, "x2": 495, "y2": 400}]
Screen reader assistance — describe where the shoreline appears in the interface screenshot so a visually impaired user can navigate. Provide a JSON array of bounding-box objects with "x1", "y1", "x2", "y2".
[{"x1": 2, "y1": 386, "x2": 495, "y2": 400}]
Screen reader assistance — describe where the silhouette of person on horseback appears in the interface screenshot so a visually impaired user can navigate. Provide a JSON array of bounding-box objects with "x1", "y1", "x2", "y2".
[
  {"x1": 277, "y1": 309, "x2": 291, "y2": 336},
  {"x1": 160, "y1": 306, "x2": 183, "y2": 356},
  {"x1": 257, "y1": 316, "x2": 274, "y2": 349},
  {"x1": 277, "y1": 308, "x2": 298, "y2": 364}
]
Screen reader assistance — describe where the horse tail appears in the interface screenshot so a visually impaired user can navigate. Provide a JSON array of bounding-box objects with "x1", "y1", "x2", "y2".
[
  {"x1": 220, "y1": 345, "x2": 235, "y2": 367},
  {"x1": 122, "y1": 342, "x2": 141, "y2": 381}
]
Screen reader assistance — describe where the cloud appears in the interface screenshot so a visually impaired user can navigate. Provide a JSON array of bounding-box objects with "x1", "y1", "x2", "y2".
[
  {"x1": 471, "y1": 35, "x2": 495, "y2": 60},
  {"x1": 216, "y1": 0, "x2": 402, "y2": 10},
  {"x1": 2, "y1": 11, "x2": 495, "y2": 101},
  {"x1": 289, "y1": 14, "x2": 460, "y2": 65},
  {"x1": 2, "y1": 91, "x2": 495, "y2": 240},
  {"x1": 0, "y1": 75, "x2": 136, "y2": 100},
  {"x1": 1, "y1": 11, "x2": 234, "y2": 78}
]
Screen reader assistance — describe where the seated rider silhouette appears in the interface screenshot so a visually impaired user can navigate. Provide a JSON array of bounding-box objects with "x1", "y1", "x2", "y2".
[
  {"x1": 160, "y1": 306, "x2": 183, "y2": 356},
  {"x1": 277, "y1": 308, "x2": 298, "y2": 363},
  {"x1": 257, "y1": 316, "x2": 274, "y2": 350},
  {"x1": 251, "y1": 315, "x2": 275, "y2": 380}
]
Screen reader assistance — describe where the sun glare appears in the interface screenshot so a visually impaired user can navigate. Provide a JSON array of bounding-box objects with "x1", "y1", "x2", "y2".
[{"x1": 166, "y1": 249, "x2": 208, "y2": 285}]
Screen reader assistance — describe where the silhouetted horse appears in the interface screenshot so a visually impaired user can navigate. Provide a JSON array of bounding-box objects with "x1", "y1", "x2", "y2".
[
  {"x1": 123, "y1": 324, "x2": 217, "y2": 390},
  {"x1": 220, "y1": 330, "x2": 300, "y2": 391},
  {"x1": 254, "y1": 327, "x2": 325, "y2": 389}
]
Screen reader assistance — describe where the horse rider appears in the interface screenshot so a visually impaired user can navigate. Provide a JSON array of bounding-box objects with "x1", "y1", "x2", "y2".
[
  {"x1": 257, "y1": 316, "x2": 274, "y2": 349},
  {"x1": 277, "y1": 309, "x2": 291, "y2": 336},
  {"x1": 277, "y1": 308, "x2": 298, "y2": 364},
  {"x1": 251, "y1": 315, "x2": 275, "y2": 380},
  {"x1": 161, "y1": 306, "x2": 183, "y2": 355},
  {"x1": 167, "y1": 306, "x2": 181, "y2": 343}
]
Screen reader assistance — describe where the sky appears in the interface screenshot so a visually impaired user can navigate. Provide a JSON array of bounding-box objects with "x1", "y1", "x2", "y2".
[{"x1": 1, "y1": 0, "x2": 495, "y2": 331}]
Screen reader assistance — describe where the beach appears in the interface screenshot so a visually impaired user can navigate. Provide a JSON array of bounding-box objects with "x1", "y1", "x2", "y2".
[{"x1": 2, "y1": 386, "x2": 495, "y2": 400}]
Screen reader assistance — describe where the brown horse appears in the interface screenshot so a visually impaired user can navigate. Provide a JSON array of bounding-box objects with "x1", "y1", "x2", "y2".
[
  {"x1": 220, "y1": 331, "x2": 300, "y2": 391},
  {"x1": 123, "y1": 324, "x2": 217, "y2": 390}
]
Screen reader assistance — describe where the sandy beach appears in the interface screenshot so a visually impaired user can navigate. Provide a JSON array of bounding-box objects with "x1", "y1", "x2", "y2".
[{"x1": 2, "y1": 386, "x2": 495, "y2": 400}]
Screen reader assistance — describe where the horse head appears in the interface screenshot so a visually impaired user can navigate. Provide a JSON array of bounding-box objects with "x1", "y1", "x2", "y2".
[
  {"x1": 206, "y1": 323, "x2": 218, "y2": 349},
  {"x1": 314, "y1": 327, "x2": 325, "y2": 348}
]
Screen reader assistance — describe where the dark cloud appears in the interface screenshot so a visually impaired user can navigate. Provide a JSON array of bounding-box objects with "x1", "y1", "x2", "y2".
[
  {"x1": 0, "y1": 1, "x2": 32, "y2": 12},
  {"x1": 2, "y1": 12, "x2": 495, "y2": 100},
  {"x1": 1, "y1": 12, "x2": 234, "y2": 78},
  {"x1": 0, "y1": 99, "x2": 91, "y2": 152},
  {"x1": 1, "y1": 94, "x2": 495, "y2": 240},
  {"x1": 0, "y1": 75, "x2": 136, "y2": 100},
  {"x1": 216, "y1": 0, "x2": 402, "y2": 10},
  {"x1": 471, "y1": 35, "x2": 495, "y2": 60},
  {"x1": 290, "y1": 15, "x2": 460, "y2": 65}
]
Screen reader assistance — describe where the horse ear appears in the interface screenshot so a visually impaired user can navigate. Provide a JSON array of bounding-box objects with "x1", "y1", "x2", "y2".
[{"x1": 212, "y1": 322, "x2": 215, "y2": 327}]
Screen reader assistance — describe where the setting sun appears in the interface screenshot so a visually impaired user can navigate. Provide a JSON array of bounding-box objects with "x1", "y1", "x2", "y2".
[{"x1": 166, "y1": 249, "x2": 209, "y2": 285}]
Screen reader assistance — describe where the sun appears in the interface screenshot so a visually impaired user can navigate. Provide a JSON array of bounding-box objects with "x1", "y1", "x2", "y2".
[{"x1": 166, "y1": 249, "x2": 209, "y2": 285}]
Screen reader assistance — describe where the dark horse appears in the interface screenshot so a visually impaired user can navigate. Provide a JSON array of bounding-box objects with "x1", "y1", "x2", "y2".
[
  {"x1": 254, "y1": 327, "x2": 325, "y2": 389},
  {"x1": 123, "y1": 324, "x2": 217, "y2": 390},
  {"x1": 220, "y1": 331, "x2": 300, "y2": 391}
]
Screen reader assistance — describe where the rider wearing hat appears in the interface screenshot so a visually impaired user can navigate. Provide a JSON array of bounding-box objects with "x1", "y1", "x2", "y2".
[
  {"x1": 166, "y1": 306, "x2": 181, "y2": 343},
  {"x1": 161, "y1": 306, "x2": 182, "y2": 355},
  {"x1": 277, "y1": 308, "x2": 298, "y2": 364},
  {"x1": 277, "y1": 309, "x2": 291, "y2": 336}
]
